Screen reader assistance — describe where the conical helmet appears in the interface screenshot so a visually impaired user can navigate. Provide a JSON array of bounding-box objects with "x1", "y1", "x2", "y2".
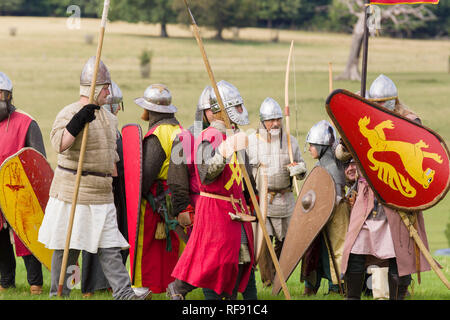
[
  {"x1": 259, "y1": 97, "x2": 283, "y2": 121},
  {"x1": 306, "y1": 120, "x2": 336, "y2": 146},
  {"x1": 367, "y1": 74, "x2": 398, "y2": 111},
  {"x1": 211, "y1": 80, "x2": 249, "y2": 126},
  {"x1": 80, "y1": 56, "x2": 111, "y2": 86}
]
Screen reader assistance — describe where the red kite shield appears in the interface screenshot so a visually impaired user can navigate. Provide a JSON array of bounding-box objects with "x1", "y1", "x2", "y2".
[
  {"x1": 0, "y1": 148, "x2": 54, "y2": 270},
  {"x1": 326, "y1": 89, "x2": 450, "y2": 211},
  {"x1": 272, "y1": 166, "x2": 336, "y2": 296},
  {"x1": 122, "y1": 124, "x2": 143, "y2": 284}
]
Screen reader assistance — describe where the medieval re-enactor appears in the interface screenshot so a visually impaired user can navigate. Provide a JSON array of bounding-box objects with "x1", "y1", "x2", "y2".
[
  {"x1": 81, "y1": 81, "x2": 129, "y2": 297},
  {"x1": 340, "y1": 74, "x2": 433, "y2": 300},
  {"x1": 38, "y1": 57, "x2": 149, "y2": 300},
  {"x1": 302, "y1": 120, "x2": 349, "y2": 295},
  {"x1": 130, "y1": 84, "x2": 183, "y2": 296},
  {"x1": 168, "y1": 84, "x2": 258, "y2": 300},
  {"x1": 0, "y1": 72, "x2": 45, "y2": 295},
  {"x1": 247, "y1": 97, "x2": 307, "y2": 285},
  {"x1": 168, "y1": 80, "x2": 256, "y2": 300}
]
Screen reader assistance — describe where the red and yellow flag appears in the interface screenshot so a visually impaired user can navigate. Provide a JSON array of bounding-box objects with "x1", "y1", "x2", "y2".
[{"x1": 370, "y1": 0, "x2": 439, "y2": 4}]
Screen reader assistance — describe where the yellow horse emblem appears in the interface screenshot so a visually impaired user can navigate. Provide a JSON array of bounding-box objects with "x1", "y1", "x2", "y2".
[{"x1": 358, "y1": 116, "x2": 443, "y2": 198}]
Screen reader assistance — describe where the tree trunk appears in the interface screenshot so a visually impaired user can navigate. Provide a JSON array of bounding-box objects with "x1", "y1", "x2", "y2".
[
  {"x1": 336, "y1": 12, "x2": 365, "y2": 81},
  {"x1": 160, "y1": 22, "x2": 168, "y2": 38},
  {"x1": 214, "y1": 27, "x2": 224, "y2": 41}
]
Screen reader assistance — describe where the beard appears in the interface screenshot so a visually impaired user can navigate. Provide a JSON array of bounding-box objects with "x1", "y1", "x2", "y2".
[
  {"x1": 0, "y1": 101, "x2": 10, "y2": 122},
  {"x1": 269, "y1": 127, "x2": 280, "y2": 136}
]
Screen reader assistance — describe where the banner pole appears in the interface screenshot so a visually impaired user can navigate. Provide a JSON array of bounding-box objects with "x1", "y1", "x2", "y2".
[{"x1": 360, "y1": 0, "x2": 370, "y2": 97}]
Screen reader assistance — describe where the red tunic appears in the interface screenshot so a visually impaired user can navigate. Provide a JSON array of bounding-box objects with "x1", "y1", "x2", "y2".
[
  {"x1": 0, "y1": 111, "x2": 33, "y2": 257},
  {"x1": 134, "y1": 125, "x2": 181, "y2": 293},
  {"x1": 171, "y1": 126, "x2": 254, "y2": 295}
]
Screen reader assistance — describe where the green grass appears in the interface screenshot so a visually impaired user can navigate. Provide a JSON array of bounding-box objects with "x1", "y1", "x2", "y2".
[{"x1": 0, "y1": 16, "x2": 449, "y2": 300}]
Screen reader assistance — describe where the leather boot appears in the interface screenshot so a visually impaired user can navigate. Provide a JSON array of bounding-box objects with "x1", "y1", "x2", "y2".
[
  {"x1": 167, "y1": 279, "x2": 196, "y2": 300},
  {"x1": 167, "y1": 282, "x2": 184, "y2": 300},
  {"x1": 303, "y1": 286, "x2": 318, "y2": 296},
  {"x1": 389, "y1": 273, "x2": 410, "y2": 300},
  {"x1": 388, "y1": 272, "x2": 399, "y2": 300},
  {"x1": 344, "y1": 272, "x2": 365, "y2": 300}
]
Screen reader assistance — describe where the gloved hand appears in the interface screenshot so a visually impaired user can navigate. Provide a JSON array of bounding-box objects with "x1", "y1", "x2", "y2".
[
  {"x1": 66, "y1": 104, "x2": 100, "y2": 137},
  {"x1": 217, "y1": 132, "x2": 248, "y2": 158},
  {"x1": 287, "y1": 162, "x2": 307, "y2": 179}
]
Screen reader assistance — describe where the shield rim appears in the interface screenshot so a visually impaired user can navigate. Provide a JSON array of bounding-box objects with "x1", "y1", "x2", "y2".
[
  {"x1": 326, "y1": 89, "x2": 450, "y2": 211},
  {"x1": 121, "y1": 123, "x2": 143, "y2": 285},
  {"x1": 272, "y1": 166, "x2": 336, "y2": 296},
  {"x1": 0, "y1": 147, "x2": 54, "y2": 270}
]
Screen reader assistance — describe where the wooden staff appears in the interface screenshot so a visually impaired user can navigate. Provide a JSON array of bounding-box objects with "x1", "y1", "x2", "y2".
[
  {"x1": 399, "y1": 211, "x2": 450, "y2": 290},
  {"x1": 57, "y1": 0, "x2": 111, "y2": 296},
  {"x1": 182, "y1": 0, "x2": 291, "y2": 300},
  {"x1": 284, "y1": 40, "x2": 299, "y2": 196},
  {"x1": 360, "y1": 0, "x2": 370, "y2": 97},
  {"x1": 256, "y1": 165, "x2": 269, "y2": 263}
]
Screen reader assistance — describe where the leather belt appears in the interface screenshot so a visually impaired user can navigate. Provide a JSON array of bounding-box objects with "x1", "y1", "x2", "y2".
[
  {"x1": 200, "y1": 192, "x2": 256, "y2": 222},
  {"x1": 268, "y1": 187, "x2": 291, "y2": 204},
  {"x1": 57, "y1": 165, "x2": 112, "y2": 178}
]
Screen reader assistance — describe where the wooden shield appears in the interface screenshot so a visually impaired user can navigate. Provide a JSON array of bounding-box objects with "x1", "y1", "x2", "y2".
[
  {"x1": 272, "y1": 166, "x2": 336, "y2": 296},
  {"x1": 121, "y1": 123, "x2": 143, "y2": 284},
  {"x1": 0, "y1": 148, "x2": 54, "y2": 270},
  {"x1": 326, "y1": 89, "x2": 450, "y2": 211}
]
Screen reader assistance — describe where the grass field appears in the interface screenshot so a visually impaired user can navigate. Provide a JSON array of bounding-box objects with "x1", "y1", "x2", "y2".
[{"x1": 0, "y1": 16, "x2": 449, "y2": 300}]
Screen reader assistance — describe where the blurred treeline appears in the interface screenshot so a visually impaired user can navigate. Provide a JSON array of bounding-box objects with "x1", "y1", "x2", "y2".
[{"x1": 0, "y1": 0, "x2": 448, "y2": 39}]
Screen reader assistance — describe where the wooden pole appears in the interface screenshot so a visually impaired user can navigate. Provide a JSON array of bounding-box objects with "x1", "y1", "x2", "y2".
[
  {"x1": 399, "y1": 211, "x2": 450, "y2": 290},
  {"x1": 360, "y1": 0, "x2": 370, "y2": 97},
  {"x1": 182, "y1": 0, "x2": 291, "y2": 300},
  {"x1": 256, "y1": 166, "x2": 269, "y2": 263},
  {"x1": 284, "y1": 40, "x2": 299, "y2": 197},
  {"x1": 57, "y1": 0, "x2": 110, "y2": 296}
]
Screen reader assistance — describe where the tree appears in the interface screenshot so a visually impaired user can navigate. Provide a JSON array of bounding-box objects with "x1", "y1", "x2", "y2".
[
  {"x1": 255, "y1": 0, "x2": 303, "y2": 41},
  {"x1": 174, "y1": 0, "x2": 257, "y2": 40},
  {"x1": 109, "y1": 0, "x2": 176, "y2": 37},
  {"x1": 336, "y1": 0, "x2": 436, "y2": 81},
  {"x1": 0, "y1": 0, "x2": 23, "y2": 16}
]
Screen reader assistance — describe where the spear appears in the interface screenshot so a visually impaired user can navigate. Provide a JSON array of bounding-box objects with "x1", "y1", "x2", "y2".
[
  {"x1": 181, "y1": 0, "x2": 291, "y2": 300},
  {"x1": 57, "y1": 0, "x2": 111, "y2": 296}
]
